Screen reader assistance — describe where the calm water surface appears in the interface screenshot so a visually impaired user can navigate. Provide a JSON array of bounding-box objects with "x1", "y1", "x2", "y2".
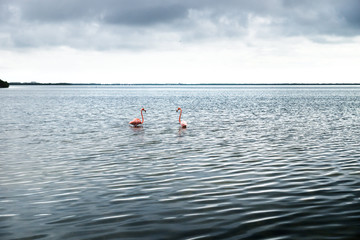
[{"x1": 1, "y1": 85, "x2": 360, "y2": 240}]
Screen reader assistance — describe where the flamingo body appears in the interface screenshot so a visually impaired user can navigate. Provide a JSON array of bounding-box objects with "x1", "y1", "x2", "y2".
[
  {"x1": 180, "y1": 120, "x2": 187, "y2": 128},
  {"x1": 177, "y1": 107, "x2": 187, "y2": 128},
  {"x1": 129, "y1": 118, "x2": 142, "y2": 126},
  {"x1": 129, "y1": 108, "x2": 146, "y2": 127}
]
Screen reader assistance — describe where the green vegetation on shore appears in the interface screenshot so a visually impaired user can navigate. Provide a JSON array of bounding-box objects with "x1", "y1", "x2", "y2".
[{"x1": 0, "y1": 79, "x2": 9, "y2": 88}]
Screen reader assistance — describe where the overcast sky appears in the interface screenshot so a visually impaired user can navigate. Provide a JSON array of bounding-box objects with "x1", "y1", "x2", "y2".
[{"x1": 1, "y1": 0, "x2": 360, "y2": 83}]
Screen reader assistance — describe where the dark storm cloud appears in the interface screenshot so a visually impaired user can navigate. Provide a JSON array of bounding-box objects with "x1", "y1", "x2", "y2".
[
  {"x1": 1, "y1": 0, "x2": 360, "y2": 49},
  {"x1": 103, "y1": 4, "x2": 187, "y2": 26},
  {"x1": 10, "y1": 0, "x2": 188, "y2": 25},
  {"x1": 338, "y1": 0, "x2": 360, "y2": 27}
]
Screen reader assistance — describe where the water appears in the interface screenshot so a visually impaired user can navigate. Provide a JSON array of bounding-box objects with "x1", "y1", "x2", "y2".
[{"x1": 1, "y1": 85, "x2": 360, "y2": 240}]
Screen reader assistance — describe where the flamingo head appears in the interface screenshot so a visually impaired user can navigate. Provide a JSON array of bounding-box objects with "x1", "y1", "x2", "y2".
[
  {"x1": 141, "y1": 108, "x2": 146, "y2": 113},
  {"x1": 176, "y1": 107, "x2": 182, "y2": 112}
]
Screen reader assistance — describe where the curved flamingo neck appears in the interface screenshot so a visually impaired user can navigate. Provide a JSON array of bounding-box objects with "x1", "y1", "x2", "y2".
[
  {"x1": 178, "y1": 109, "x2": 182, "y2": 123},
  {"x1": 141, "y1": 109, "x2": 145, "y2": 123}
]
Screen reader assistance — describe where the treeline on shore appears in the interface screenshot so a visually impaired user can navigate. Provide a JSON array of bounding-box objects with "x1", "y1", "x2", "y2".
[
  {"x1": 10, "y1": 82, "x2": 73, "y2": 85},
  {"x1": 0, "y1": 79, "x2": 9, "y2": 88}
]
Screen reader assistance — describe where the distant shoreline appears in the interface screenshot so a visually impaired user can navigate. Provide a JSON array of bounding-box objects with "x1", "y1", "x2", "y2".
[{"x1": 9, "y1": 82, "x2": 360, "y2": 86}]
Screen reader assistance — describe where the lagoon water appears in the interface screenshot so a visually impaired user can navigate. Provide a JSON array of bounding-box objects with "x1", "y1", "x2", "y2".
[{"x1": 1, "y1": 85, "x2": 360, "y2": 240}]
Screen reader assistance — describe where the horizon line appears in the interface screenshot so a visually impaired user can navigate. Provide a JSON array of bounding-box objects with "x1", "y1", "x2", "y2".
[{"x1": 8, "y1": 82, "x2": 360, "y2": 86}]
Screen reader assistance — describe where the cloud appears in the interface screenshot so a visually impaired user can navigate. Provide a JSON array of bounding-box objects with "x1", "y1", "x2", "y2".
[{"x1": 1, "y1": 0, "x2": 360, "y2": 50}]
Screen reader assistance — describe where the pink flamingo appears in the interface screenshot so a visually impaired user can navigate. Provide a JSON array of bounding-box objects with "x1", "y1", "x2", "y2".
[
  {"x1": 176, "y1": 107, "x2": 187, "y2": 128},
  {"x1": 129, "y1": 108, "x2": 146, "y2": 127}
]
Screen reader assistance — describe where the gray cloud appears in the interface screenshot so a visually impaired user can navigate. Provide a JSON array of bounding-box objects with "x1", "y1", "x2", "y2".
[
  {"x1": 103, "y1": 3, "x2": 187, "y2": 26},
  {"x1": 1, "y1": 0, "x2": 360, "y2": 50},
  {"x1": 338, "y1": 0, "x2": 360, "y2": 28}
]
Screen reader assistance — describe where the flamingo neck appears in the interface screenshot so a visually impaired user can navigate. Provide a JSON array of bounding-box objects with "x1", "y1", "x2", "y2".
[
  {"x1": 178, "y1": 109, "x2": 182, "y2": 123},
  {"x1": 141, "y1": 110, "x2": 144, "y2": 123}
]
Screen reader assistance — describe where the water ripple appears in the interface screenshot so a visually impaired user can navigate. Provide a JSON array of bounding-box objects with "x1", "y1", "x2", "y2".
[{"x1": 1, "y1": 86, "x2": 360, "y2": 240}]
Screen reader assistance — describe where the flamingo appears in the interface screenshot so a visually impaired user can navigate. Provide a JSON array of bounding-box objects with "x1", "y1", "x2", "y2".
[
  {"x1": 129, "y1": 108, "x2": 146, "y2": 127},
  {"x1": 176, "y1": 107, "x2": 187, "y2": 128}
]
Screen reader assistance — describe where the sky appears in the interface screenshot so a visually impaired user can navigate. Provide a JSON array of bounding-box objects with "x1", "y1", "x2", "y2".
[{"x1": 1, "y1": 0, "x2": 360, "y2": 84}]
